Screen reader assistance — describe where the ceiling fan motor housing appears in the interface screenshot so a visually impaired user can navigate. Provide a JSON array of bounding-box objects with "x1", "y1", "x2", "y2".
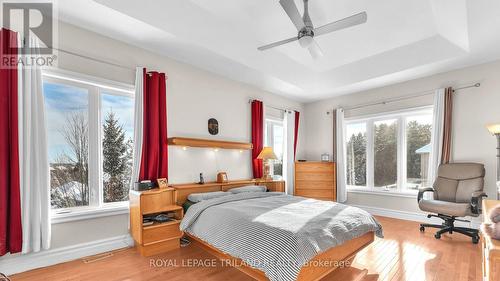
[{"x1": 298, "y1": 28, "x2": 314, "y2": 48}]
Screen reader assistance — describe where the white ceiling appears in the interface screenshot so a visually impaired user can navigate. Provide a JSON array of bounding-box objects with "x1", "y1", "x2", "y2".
[{"x1": 57, "y1": 0, "x2": 500, "y2": 102}]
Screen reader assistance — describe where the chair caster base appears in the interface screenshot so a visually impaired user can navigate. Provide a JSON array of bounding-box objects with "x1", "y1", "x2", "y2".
[
  {"x1": 435, "y1": 233, "x2": 441, "y2": 239},
  {"x1": 420, "y1": 226, "x2": 425, "y2": 232},
  {"x1": 472, "y1": 235, "x2": 479, "y2": 244}
]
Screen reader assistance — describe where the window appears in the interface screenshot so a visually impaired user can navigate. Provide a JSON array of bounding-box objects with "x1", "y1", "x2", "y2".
[
  {"x1": 406, "y1": 115, "x2": 432, "y2": 190},
  {"x1": 101, "y1": 93, "x2": 134, "y2": 203},
  {"x1": 345, "y1": 108, "x2": 433, "y2": 194},
  {"x1": 346, "y1": 123, "x2": 366, "y2": 187},
  {"x1": 374, "y1": 119, "x2": 398, "y2": 190},
  {"x1": 265, "y1": 118, "x2": 284, "y2": 177},
  {"x1": 44, "y1": 71, "x2": 134, "y2": 212},
  {"x1": 45, "y1": 82, "x2": 90, "y2": 208}
]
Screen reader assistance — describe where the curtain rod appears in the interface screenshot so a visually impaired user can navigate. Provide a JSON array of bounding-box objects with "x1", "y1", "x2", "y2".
[
  {"x1": 248, "y1": 99, "x2": 299, "y2": 113},
  {"x1": 53, "y1": 47, "x2": 134, "y2": 71},
  {"x1": 53, "y1": 48, "x2": 168, "y2": 79},
  {"x1": 338, "y1": 83, "x2": 481, "y2": 112}
]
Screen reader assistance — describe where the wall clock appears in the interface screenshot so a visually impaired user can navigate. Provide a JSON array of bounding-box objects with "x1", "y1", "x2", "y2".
[{"x1": 208, "y1": 118, "x2": 219, "y2": 135}]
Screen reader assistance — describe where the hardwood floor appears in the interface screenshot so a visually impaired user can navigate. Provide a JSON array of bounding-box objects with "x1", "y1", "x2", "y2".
[{"x1": 10, "y1": 216, "x2": 481, "y2": 281}]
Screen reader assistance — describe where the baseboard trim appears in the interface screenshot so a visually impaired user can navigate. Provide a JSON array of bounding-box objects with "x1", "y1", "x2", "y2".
[
  {"x1": 0, "y1": 234, "x2": 134, "y2": 276},
  {"x1": 351, "y1": 204, "x2": 482, "y2": 229}
]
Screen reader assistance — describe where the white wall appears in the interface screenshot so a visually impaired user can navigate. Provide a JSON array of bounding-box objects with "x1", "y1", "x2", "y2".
[
  {"x1": 304, "y1": 60, "x2": 500, "y2": 213},
  {"x1": 55, "y1": 23, "x2": 306, "y2": 184},
  {"x1": 1, "y1": 20, "x2": 305, "y2": 267}
]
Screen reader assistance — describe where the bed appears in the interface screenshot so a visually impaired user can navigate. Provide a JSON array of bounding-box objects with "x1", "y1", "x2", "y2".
[{"x1": 176, "y1": 185, "x2": 383, "y2": 281}]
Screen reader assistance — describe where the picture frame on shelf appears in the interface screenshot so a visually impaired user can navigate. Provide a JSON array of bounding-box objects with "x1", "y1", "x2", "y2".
[{"x1": 157, "y1": 178, "x2": 168, "y2": 189}]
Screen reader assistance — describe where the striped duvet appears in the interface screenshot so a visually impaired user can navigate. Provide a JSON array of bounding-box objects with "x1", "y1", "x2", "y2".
[{"x1": 180, "y1": 192, "x2": 383, "y2": 281}]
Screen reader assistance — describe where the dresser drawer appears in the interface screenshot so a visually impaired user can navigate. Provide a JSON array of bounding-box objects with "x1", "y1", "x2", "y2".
[
  {"x1": 141, "y1": 192, "x2": 174, "y2": 214},
  {"x1": 296, "y1": 180, "x2": 334, "y2": 190},
  {"x1": 295, "y1": 162, "x2": 335, "y2": 173},
  {"x1": 295, "y1": 189, "x2": 334, "y2": 200},
  {"x1": 142, "y1": 222, "x2": 182, "y2": 245},
  {"x1": 295, "y1": 172, "x2": 334, "y2": 181}
]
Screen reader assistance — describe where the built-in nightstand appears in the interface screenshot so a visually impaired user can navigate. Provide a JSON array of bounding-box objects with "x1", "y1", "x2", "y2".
[{"x1": 129, "y1": 188, "x2": 183, "y2": 256}]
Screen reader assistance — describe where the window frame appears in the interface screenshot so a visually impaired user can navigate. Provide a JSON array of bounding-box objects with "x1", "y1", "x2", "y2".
[
  {"x1": 43, "y1": 69, "x2": 134, "y2": 222},
  {"x1": 345, "y1": 106, "x2": 433, "y2": 196},
  {"x1": 264, "y1": 116, "x2": 285, "y2": 177}
]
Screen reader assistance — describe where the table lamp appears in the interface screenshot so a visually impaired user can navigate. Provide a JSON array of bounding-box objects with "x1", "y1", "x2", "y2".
[
  {"x1": 257, "y1": 147, "x2": 278, "y2": 180},
  {"x1": 487, "y1": 123, "x2": 500, "y2": 199}
]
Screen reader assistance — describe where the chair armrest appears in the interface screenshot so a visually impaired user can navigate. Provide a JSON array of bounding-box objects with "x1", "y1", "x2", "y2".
[
  {"x1": 417, "y1": 187, "x2": 434, "y2": 203},
  {"x1": 471, "y1": 191, "x2": 488, "y2": 214}
]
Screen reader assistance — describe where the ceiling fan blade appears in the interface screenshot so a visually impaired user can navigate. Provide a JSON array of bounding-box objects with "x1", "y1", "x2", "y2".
[
  {"x1": 258, "y1": 36, "x2": 298, "y2": 51},
  {"x1": 308, "y1": 39, "x2": 323, "y2": 59},
  {"x1": 314, "y1": 12, "x2": 367, "y2": 37},
  {"x1": 279, "y1": 0, "x2": 305, "y2": 31}
]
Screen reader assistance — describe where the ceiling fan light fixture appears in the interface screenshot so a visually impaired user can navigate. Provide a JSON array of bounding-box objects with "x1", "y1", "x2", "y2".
[{"x1": 298, "y1": 35, "x2": 313, "y2": 48}]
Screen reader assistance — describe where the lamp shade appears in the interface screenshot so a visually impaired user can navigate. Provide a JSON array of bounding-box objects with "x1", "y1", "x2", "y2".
[
  {"x1": 487, "y1": 124, "x2": 500, "y2": 135},
  {"x1": 257, "y1": 147, "x2": 278, "y2": 160}
]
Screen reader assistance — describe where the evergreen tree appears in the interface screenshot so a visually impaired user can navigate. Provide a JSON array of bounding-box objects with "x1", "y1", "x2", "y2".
[
  {"x1": 374, "y1": 122, "x2": 397, "y2": 187},
  {"x1": 347, "y1": 133, "x2": 367, "y2": 186},
  {"x1": 102, "y1": 111, "x2": 129, "y2": 202}
]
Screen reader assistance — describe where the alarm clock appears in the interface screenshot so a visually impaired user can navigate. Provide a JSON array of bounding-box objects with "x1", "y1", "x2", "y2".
[
  {"x1": 321, "y1": 153, "x2": 330, "y2": 162},
  {"x1": 217, "y1": 172, "x2": 228, "y2": 183}
]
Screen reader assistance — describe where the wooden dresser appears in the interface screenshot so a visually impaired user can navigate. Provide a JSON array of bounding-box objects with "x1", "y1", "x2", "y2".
[
  {"x1": 129, "y1": 188, "x2": 184, "y2": 256},
  {"x1": 294, "y1": 161, "x2": 336, "y2": 201},
  {"x1": 481, "y1": 199, "x2": 500, "y2": 281}
]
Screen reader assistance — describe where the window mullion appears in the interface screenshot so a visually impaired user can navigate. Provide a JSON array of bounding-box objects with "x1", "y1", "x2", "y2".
[
  {"x1": 88, "y1": 86, "x2": 102, "y2": 207},
  {"x1": 397, "y1": 116, "x2": 405, "y2": 192},
  {"x1": 366, "y1": 120, "x2": 374, "y2": 190}
]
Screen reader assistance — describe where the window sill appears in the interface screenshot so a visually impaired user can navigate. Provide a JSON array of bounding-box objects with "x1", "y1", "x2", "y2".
[
  {"x1": 51, "y1": 202, "x2": 129, "y2": 224},
  {"x1": 347, "y1": 188, "x2": 417, "y2": 199}
]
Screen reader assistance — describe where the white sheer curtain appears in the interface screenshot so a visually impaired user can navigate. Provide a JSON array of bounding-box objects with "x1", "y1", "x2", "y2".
[
  {"x1": 283, "y1": 111, "x2": 295, "y2": 195},
  {"x1": 19, "y1": 36, "x2": 51, "y2": 253},
  {"x1": 428, "y1": 88, "x2": 445, "y2": 187},
  {"x1": 131, "y1": 67, "x2": 144, "y2": 188},
  {"x1": 336, "y1": 108, "x2": 348, "y2": 203}
]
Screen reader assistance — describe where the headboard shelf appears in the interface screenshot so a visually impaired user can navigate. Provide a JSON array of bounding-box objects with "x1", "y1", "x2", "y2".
[
  {"x1": 168, "y1": 137, "x2": 253, "y2": 150},
  {"x1": 171, "y1": 179, "x2": 285, "y2": 205}
]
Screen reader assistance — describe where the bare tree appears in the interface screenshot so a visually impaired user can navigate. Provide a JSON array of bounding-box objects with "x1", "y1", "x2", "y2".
[{"x1": 51, "y1": 112, "x2": 89, "y2": 207}]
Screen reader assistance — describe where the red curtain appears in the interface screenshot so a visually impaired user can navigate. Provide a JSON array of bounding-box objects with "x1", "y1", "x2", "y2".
[
  {"x1": 0, "y1": 28, "x2": 22, "y2": 256},
  {"x1": 251, "y1": 100, "x2": 263, "y2": 178},
  {"x1": 294, "y1": 111, "x2": 300, "y2": 160},
  {"x1": 139, "y1": 69, "x2": 169, "y2": 182}
]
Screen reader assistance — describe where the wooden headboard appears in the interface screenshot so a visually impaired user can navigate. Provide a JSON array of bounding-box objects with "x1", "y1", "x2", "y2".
[{"x1": 171, "y1": 179, "x2": 285, "y2": 205}]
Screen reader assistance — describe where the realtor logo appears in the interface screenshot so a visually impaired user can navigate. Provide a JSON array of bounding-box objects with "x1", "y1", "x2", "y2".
[{"x1": 1, "y1": 0, "x2": 55, "y2": 54}]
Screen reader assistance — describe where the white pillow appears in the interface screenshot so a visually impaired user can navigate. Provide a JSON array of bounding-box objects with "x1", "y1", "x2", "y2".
[
  {"x1": 229, "y1": 185, "x2": 267, "y2": 194},
  {"x1": 187, "y1": 191, "x2": 230, "y2": 203}
]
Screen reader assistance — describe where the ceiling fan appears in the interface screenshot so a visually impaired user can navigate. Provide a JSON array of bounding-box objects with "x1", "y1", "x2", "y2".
[{"x1": 258, "y1": 0, "x2": 367, "y2": 59}]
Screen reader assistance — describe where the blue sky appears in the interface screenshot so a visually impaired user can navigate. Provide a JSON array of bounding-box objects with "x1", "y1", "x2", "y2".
[
  {"x1": 44, "y1": 82, "x2": 134, "y2": 162},
  {"x1": 101, "y1": 92, "x2": 134, "y2": 140}
]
